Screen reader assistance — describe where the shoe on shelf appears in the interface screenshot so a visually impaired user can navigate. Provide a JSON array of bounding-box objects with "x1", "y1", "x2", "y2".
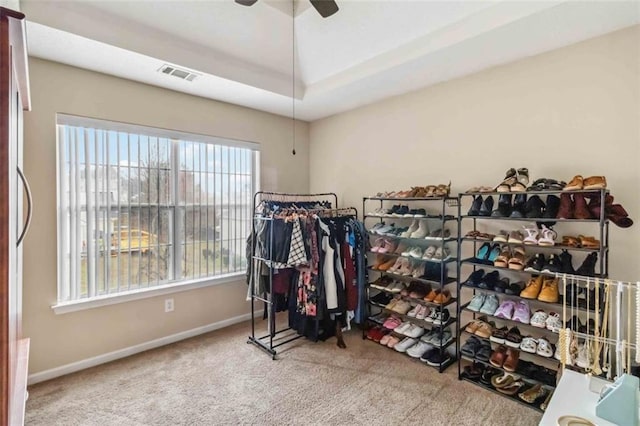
[
  {"x1": 545, "y1": 312, "x2": 563, "y2": 333},
  {"x1": 479, "y1": 294, "x2": 500, "y2": 315},
  {"x1": 541, "y1": 254, "x2": 561, "y2": 274},
  {"x1": 394, "y1": 337, "x2": 418, "y2": 353},
  {"x1": 494, "y1": 247, "x2": 511, "y2": 268},
  {"x1": 508, "y1": 230, "x2": 524, "y2": 244},
  {"x1": 475, "y1": 340, "x2": 493, "y2": 362},
  {"x1": 422, "y1": 246, "x2": 437, "y2": 260},
  {"x1": 583, "y1": 175, "x2": 607, "y2": 190},
  {"x1": 431, "y1": 246, "x2": 451, "y2": 262},
  {"x1": 490, "y1": 345, "x2": 508, "y2": 368},
  {"x1": 510, "y1": 193, "x2": 528, "y2": 218},
  {"x1": 576, "y1": 252, "x2": 598, "y2": 277},
  {"x1": 467, "y1": 293, "x2": 486, "y2": 312},
  {"x1": 508, "y1": 251, "x2": 525, "y2": 271},
  {"x1": 382, "y1": 316, "x2": 402, "y2": 330},
  {"x1": 512, "y1": 301, "x2": 531, "y2": 324},
  {"x1": 410, "y1": 219, "x2": 429, "y2": 238},
  {"x1": 524, "y1": 254, "x2": 545, "y2": 273},
  {"x1": 519, "y1": 384, "x2": 547, "y2": 404},
  {"x1": 474, "y1": 320, "x2": 495, "y2": 339},
  {"x1": 511, "y1": 168, "x2": 529, "y2": 192},
  {"x1": 479, "y1": 196, "x2": 494, "y2": 216},
  {"x1": 464, "y1": 269, "x2": 485, "y2": 287},
  {"x1": 573, "y1": 193, "x2": 593, "y2": 220},
  {"x1": 530, "y1": 310, "x2": 549, "y2": 328},
  {"x1": 460, "y1": 335, "x2": 482, "y2": 357},
  {"x1": 392, "y1": 300, "x2": 412, "y2": 315},
  {"x1": 425, "y1": 349, "x2": 453, "y2": 367},
  {"x1": 478, "y1": 270, "x2": 500, "y2": 290},
  {"x1": 408, "y1": 246, "x2": 423, "y2": 259},
  {"x1": 494, "y1": 277, "x2": 510, "y2": 293},
  {"x1": 559, "y1": 249, "x2": 575, "y2": 274},
  {"x1": 387, "y1": 258, "x2": 404, "y2": 273},
  {"x1": 505, "y1": 327, "x2": 523, "y2": 348},
  {"x1": 505, "y1": 281, "x2": 525, "y2": 296},
  {"x1": 432, "y1": 308, "x2": 451, "y2": 326},
  {"x1": 415, "y1": 304, "x2": 428, "y2": 320},
  {"x1": 406, "y1": 340, "x2": 432, "y2": 358},
  {"x1": 556, "y1": 193, "x2": 574, "y2": 219},
  {"x1": 426, "y1": 228, "x2": 451, "y2": 240},
  {"x1": 536, "y1": 337, "x2": 554, "y2": 358},
  {"x1": 537, "y1": 225, "x2": 557, "y2": 246},
  {"x1": 385, "y1": 335, "x2": 401, "y2": 348},
  {"x1": 491, "y1": 194, "x2": 513, "y2": 217},
  {"x1": 540, "y1": 390, "x2": 554, "y2": 411},
  {"x1": 400, "y1": 219, "x2": 420, "y2": 238},
  {"x1": 493, "y1": 230, "x2": 509, "y2": 243},
  {"x1": 520, "y1": 336, "x2": 538, "y2": 354},
  {"x1": 525, "y1": 195, "x2": 545, "y2": 218},
  {"x1": 565, "y1": 175, "x2": 584, "y2": 191},
  {"x1": 522, "y1": 225, "x2": 539, "y2": 245},
  {"x1": 468, "y1": 195, "x2": 483, "y2": 216},
  {"x1": 404, "y1": 324, "x2": 426, "y2": 338},
  {"x1": 394, "y1": 321, "x2": 412, "y2": 334},
  {"x1": 490, "y1": 326, "x2": 509, "y2": 344},
  {"x1": 538, "y1": 278, "x2": 559, "y2": 303},
  {"x1": 433, "y1": 289, "x2": 452, "y2": 304},
  {"x1": 493, "y1": 300, "x2": 516, "y2": 320},
  {"x1": 503, "y1": 348, "x2": 520, "y2": 372},
  {"x1": 407, "y1": 305, "x2": 420, "y2": 318},
  {"x1": 429, "y1": 328, "x2": 453, "y2": 346},
  {"x1": 413, "y1": 208, "x2": 427, "y2": 217},
  {"x1": 377, "y1": 257, "x2": 397, "y2": 271},
  {"x1": 495, "y1": 168, "x2": 517, "y2": 192},
  {"x1": 423, "y1": 288, "x2": 438, "y2": 302}
]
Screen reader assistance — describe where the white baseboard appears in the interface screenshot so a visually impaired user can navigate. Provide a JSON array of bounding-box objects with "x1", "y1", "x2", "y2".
[{"x1": 28, "y1": 310, "x2": 262, "y2": 385}]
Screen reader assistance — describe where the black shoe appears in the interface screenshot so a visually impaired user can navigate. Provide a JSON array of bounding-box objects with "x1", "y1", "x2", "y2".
[
  {"x1": 494, "y1": 277, "x2": 510, "y2": 293},
  {"x1": 480, "y1": 366, "x2": 500, "y2": 386},
  {"x1": 432, "y1": 308, "x2": 450, "y2": 326},
  {"x1": 468, "y1": 196, "x2": 483, "y2": 216},
  {"x1": 478, "y1": 271, "x2": 499, "y2": 290},
  {"x1": 541, "y1": 254, "x2": 561, "y2": 274},
  {"x1": 388, "y1": 205, "x2": 401, "y2": 215},
  {"x1": 462, "y1": 362, "x2": 483, "y2": 380},
  {"x1": 559, "y1": 249, "x2": 575, "y2": 274},
  {"x1": 576, "y1": 252, "x2": 597, "y2": 277},
  {"x1": 414, "y1": 208, "x2": 427, "y2": 217},
  {"x1": 463, "y1": 269, "x2": 485, "y2": 287},
  {"x1": 426, "y1": 350, "x2": 452, "y2": 367},
  {"x1": 524, "y1": 253, "x2": 546, "y2": 273},
  {"x1": 525, "y1": 195, "x2": 545, "y2": 218},
  {"x1": 395, "y1": 205, "x2": 409, "y2": 216},
  {"x1": 510, "y1": 194, "x2": 527, "y2": 218},
  {"x1": 479, "y1": 196, "x2": 494, "y2": 216},
  {"x1": 491, "y1": 194, "x2": 512, "y2": 217},
  {"x1": 505, "y1": 281, "x2": 525, "y2": 295},
  {"x1": 543, "y1": 195, "x2": 561, "y2": 219}
]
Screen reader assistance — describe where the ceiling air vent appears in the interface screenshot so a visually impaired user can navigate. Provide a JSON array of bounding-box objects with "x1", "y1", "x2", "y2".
[{"x1": 158, "y1": 64, "x2": 199, "y2": 82}]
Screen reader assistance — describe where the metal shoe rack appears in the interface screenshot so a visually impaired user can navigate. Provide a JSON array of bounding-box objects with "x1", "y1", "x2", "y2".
[
  {"x1": 363, "y1": 195, "x2": 459, "y2": 372},
  {"x1": 455, "y1": 188, "x2": 610, "y2": 412}
]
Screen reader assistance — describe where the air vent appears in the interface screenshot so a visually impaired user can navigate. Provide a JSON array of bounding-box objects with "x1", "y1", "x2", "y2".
[{"x1": 158, "y1": 64, "x2": 200, "y2": 82}]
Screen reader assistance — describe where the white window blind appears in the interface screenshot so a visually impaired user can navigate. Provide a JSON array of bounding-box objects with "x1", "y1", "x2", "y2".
[{"x1": 56, "y1": 115, "x2": 258, "y2": 303}]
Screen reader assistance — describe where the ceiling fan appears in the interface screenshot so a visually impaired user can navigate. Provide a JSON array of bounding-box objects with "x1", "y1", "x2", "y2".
[{"x1": 235, "y1": 0, "x2": 339, "y2": 18}]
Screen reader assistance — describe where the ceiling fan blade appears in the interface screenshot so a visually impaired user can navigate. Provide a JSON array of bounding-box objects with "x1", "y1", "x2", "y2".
[
  {"x1": 235, "y1": 0, "x2": 258, "y2": 6},
  {"x1": 309, "y1": 0, "x2": 339, "y2": 18}
]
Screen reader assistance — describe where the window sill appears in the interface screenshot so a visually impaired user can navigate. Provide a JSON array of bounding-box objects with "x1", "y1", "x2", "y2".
[{"x1": 51, "y1": 273, "x2": 245, "y2": 315}]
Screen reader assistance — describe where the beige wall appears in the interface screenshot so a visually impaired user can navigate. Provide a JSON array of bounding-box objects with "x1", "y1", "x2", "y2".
[
  {"x1": 310, "y1": 25, "x2": 640, "y2": 281},
  {"x1": 23, "y1": 58, "x2": 310, "y2": 374}
]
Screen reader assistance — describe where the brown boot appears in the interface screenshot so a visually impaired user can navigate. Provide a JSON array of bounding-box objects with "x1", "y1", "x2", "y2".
[
  {"x1": 608, "y1": 203, "x2": 633, "y2": 228},
  {"x1": 573, "y1": 193, "x2": 593, "y2": 219},
  {"x1": 556, "y1": 193, "x2": 574, "y2": 219},
  {"x1": 587, "y1": 194, "x2": 613, "y2": 219}
]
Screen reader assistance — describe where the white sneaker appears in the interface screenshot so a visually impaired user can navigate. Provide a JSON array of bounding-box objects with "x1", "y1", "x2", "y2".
[
  {"x1": 408, "y1": 247, "x2": 423, "y2": 258},
  {"x1": 410, "y1": 219, "x2": 429, "y2": 239},
  {"x1": 536, "y1": 337, "x2": 554, "y2": 358},
  {"x1": 407, "y1": 340, "x2": 432, "y2": 358},
  {"x1": 407, "y1": 305, "x2": 420, "y2": 317},
  {"x1": 520, "y1": 337, "x2": 538, "y2": 354},
  {"x1": 401, "y1": 219, "x2": 420, "y2": 238},
  {"x1": 394, "y1": 321, "x2": 412, "y2": 334},
  {"x1": 432, "y1": 247, "x2": 451, "y2": 262},
  {"x1": 415, "y1": 304, "x2": 428, "y2": 320},
  {"x1": 422, "y1": 246, "x2": 437, "y2": 260},
  {"x1": 394, "y1": 337, "x2": 418, "y2": 353},
  {"x1": 545, "y1": 312, "x2": 563, "y2": 333},
  {"x1": 404, "y1": 324, "x2": 425, "y2": 338},
  {"x1": 530, "y1": 310, "x2": 548, "y2": 328}
]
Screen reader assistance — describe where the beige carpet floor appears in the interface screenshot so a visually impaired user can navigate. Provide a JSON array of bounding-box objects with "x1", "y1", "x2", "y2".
[{"x1": 26, "y1": 319, "x2": 542, "y2": 425}]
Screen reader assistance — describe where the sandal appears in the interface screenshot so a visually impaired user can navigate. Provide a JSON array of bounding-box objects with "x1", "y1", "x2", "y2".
[
  {"x1": 510, "y1": 168, "x2": 529, "y2": 192},
  {"x1": 537, "y1": 225, "x2": 557, "y2": 246},
  {"x1": 508, "y1": 251, "x2": 525, "y2": 270},
  {"x1": 561, "y1": 235, "x2": 580, "y2": 247},
  {"x1": 494, "y1": 247, "x2": 511, "y2": 268},
  {"x1": 578, "y1": 235, "x2": 600, "y2": 249}
]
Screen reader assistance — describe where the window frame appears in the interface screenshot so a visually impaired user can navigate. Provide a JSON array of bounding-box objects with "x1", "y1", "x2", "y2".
[{"x1": 53, "y1": 114, "x2": 260, "y2": 314}]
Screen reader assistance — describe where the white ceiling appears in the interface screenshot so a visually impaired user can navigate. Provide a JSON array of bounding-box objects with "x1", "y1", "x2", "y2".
[{"x1": 21, "y1": 0, "x2": 640, "y2": 121}]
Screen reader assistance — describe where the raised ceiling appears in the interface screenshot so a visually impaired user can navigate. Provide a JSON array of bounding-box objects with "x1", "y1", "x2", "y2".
[{"x1": 22, "y1": 0, "x2": 640, "y2": 121}]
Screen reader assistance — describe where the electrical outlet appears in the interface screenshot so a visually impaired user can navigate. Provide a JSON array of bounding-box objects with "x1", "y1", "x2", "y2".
[{"x1": 164, "y1": 298, "x2": 174, "y2": 312}]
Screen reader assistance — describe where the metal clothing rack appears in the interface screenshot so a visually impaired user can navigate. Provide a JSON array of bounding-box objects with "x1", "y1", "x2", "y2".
[{"x1": 248, "y1": 191, "x2": 359, "y2": 359}]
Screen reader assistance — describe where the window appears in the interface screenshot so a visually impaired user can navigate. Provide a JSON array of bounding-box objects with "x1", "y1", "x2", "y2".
[{"x1": 56, "y1": 115, "x2": 258, "y2": 304}]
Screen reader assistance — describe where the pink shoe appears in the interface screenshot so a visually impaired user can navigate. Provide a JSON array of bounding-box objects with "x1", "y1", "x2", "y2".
[
  {"x1": 383, "y1": 316, "x2": 401, "y2": 330},
  {"x1": 378, "y1": 239, "x2": 396, "y2": 254},
  {"x1": 371, "y1": 238, "x2": 385, "y2": 253},
  {"x1": 512, "y1": 300, "x2": 531, "y2": 324},
  {"x1": 493, "y1": 300, "x2": 516, "y2": 320}
]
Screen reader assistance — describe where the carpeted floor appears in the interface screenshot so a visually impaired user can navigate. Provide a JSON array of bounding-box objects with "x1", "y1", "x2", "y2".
[{"x1": 26, "y1": 320, "x2": 542, "y2": 425}]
